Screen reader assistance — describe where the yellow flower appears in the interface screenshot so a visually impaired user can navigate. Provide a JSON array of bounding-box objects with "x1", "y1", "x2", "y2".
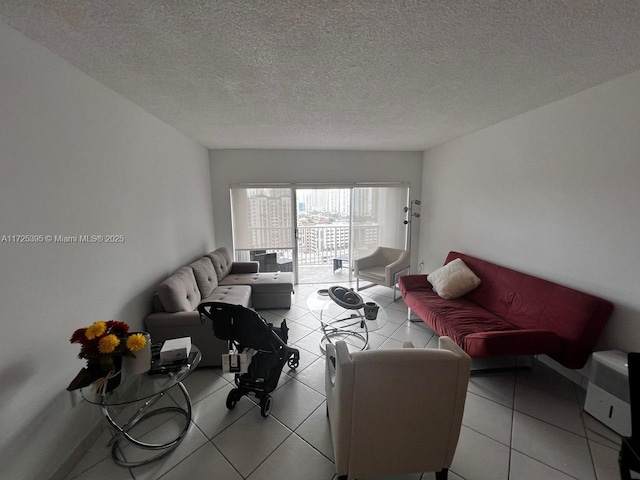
[
  {"x1": 85, "y1": 321, "x2": 107, "y2": 340},
  {"x1": 98, "y1": 334, "x2": 120, "y2": 354},
  {"x1": 126, "y1": 333, "x2": 147, "y2": 352}
]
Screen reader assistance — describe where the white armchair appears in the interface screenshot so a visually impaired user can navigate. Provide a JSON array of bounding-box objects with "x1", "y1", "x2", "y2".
[
  {"x1": 353, "y1": 246, "x2": 410, "y2": 300},
  {"x1": 325, "y1": 338, "x2": 471, "y2": 480}
]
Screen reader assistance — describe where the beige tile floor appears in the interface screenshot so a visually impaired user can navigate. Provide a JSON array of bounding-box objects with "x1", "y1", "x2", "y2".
[{"x1": 65, "y1": 283, "x2": 624, "y2": 480}]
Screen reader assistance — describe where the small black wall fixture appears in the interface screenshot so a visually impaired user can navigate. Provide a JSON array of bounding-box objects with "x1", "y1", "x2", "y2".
[{"x1": 403, "y1": 199, "x2": 421, "y2": 251}]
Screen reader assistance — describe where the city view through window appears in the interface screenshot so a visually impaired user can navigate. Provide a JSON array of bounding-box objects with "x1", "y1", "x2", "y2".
[
  {"x1": 231, "y1": 186, "x2": 408, "y2": 282},
  {"x1": 296, "y1": 188, "x2": 379, "y2": 265}
]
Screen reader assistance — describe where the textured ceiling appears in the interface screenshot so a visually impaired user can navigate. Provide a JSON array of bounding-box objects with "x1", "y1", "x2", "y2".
[{"x1": 2, "y1": 1, "x2": 640, "y2": 151}]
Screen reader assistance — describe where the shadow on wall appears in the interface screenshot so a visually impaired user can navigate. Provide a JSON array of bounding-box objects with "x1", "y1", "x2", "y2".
[
  {"x1": 116, "y1": 246, "x2": 218, "y2": 329},
  {"x1": 0, "y1": 361, "x2": 37, "y2": 407},
  {"x1": 595, "y1": 302, "x2": 640, "y2": 352},
  {"x1": 114, "y1": 284, "x2": 160, "y2": 332},
  {"x1": 0, "y1": 363, "x2": 103, "y2": 480},
  {"x1": 0, "y1": 273, "x2": 190, "y2": 478}
]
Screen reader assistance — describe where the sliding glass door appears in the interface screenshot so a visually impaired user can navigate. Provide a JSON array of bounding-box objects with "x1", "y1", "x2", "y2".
[
  {"x1": 295, "y1": 188, "x2": 351, "y2": 284},
  {"x1": 230, "y1": 184, "x2": 409, "y2": 284}
]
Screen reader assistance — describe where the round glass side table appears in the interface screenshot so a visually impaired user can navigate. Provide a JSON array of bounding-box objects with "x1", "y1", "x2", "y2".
[
  {"x1": 307, "y1": 291, "x2": 387, "y2": 352},
  {"x1": 81, "y1": 346, "x2": 201, "y2": 467}
]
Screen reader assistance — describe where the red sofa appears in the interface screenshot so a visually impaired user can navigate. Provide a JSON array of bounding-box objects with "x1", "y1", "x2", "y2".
[{"x1": 398, "y1": 251, "x2": 614, "y2": 369}]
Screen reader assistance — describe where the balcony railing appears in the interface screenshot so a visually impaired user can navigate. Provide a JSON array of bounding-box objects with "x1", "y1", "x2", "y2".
[{"x1": 235, "y1": 224, "x2": 380, "y2": 266}]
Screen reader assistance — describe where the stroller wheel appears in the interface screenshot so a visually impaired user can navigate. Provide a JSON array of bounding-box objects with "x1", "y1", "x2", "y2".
[
  {"x1": 226, "y1": 388, "x2": 240, "y2": 410},
  {"x1": 260, "y1": 395, "x2": 273, "y2": 417},
  {"x1": 287, "y1": 358, "x2": 299, "y2": 369}
]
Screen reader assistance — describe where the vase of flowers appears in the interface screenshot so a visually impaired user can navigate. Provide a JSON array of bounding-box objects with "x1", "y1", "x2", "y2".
[{"x1": 67, "y1": 320, "x2": 148, "y2": 394}]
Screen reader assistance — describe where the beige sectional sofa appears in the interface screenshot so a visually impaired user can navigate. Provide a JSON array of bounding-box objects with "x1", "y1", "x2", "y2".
[{"x1": 145, "y1": 247, "x2": 294, "y2": 366}]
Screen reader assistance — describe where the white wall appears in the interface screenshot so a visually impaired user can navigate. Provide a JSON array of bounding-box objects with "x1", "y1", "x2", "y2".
[
  {"x1": 209, "y1": 149, "x2": 424, "y2": 267},
  {"x1": 0, "y1": 22, "x2": 215, "y2": 479},
  {"x1": 420, "y1": 69, "x2": 640, "y2": 354}
]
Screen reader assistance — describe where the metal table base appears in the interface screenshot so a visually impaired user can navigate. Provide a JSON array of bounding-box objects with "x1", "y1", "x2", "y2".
[
  {"x1": 102, "y1": 382, "x2": 193, "y2": 467},
  {"x1": 319, "y1": 312, "x2": 369, "y2": 352}
]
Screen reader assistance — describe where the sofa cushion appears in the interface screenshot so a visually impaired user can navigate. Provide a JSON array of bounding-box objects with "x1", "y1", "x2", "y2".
[
  {"x1": 405, "y1": 286, "x2": 510, "y2": 343},
  {"x1": 249, "y1": 272, "x2": 295, "y2": 294},
  {"x1": 158, "y1": 267, "x2": 201, "y2": 313},
  {"x1": 201, "y1": 285, "x2": 252, "y2": 307},
  {"x1": 219, "y1": 271, "x2": 294, "y2": 293},
  {"x1": 358, "y1": 266, "x2": 386, "y2": 282},
  {"x1": 427, "y1": 258, "x2": 481, "y2": 299},
  {"x1": 401, "y1": 284, "x2": 562, "y2": 358},
  {"x1": 189, "y1": 256, "x2": 218, "y2": 298},
  {"x1": 218, "y1": 272, "x2": 260, "y2": 285},
  {"x1": 207, "y1": 247, "x2": 233, "y2": 281}
]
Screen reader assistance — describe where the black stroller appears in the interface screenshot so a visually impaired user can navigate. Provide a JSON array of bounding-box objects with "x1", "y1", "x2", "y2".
[{"x1": 198, "y1": 302, "x2": 300, "y2": 417}]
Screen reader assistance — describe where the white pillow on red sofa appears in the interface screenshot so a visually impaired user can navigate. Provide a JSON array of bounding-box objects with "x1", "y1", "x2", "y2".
[{"x1": 427, "y1": 258, "x2": 481, "y2": 300}]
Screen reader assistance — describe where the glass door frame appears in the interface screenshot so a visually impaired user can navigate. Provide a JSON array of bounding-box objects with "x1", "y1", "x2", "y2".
[
  {"x1": 231, "y1": 182, "x2": 411, "y2": 285},
  {"x1": 294, "y1": 186, "x2": 353, "y2": 284}
]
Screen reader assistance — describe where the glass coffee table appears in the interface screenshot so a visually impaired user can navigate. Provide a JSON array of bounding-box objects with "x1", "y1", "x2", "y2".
[
  {"x1": 307, "y1": 290, "x2": 386, "y2": 352},
  {"x1": 81, "y1": 346, "x2": 201, "y2": 467}
]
